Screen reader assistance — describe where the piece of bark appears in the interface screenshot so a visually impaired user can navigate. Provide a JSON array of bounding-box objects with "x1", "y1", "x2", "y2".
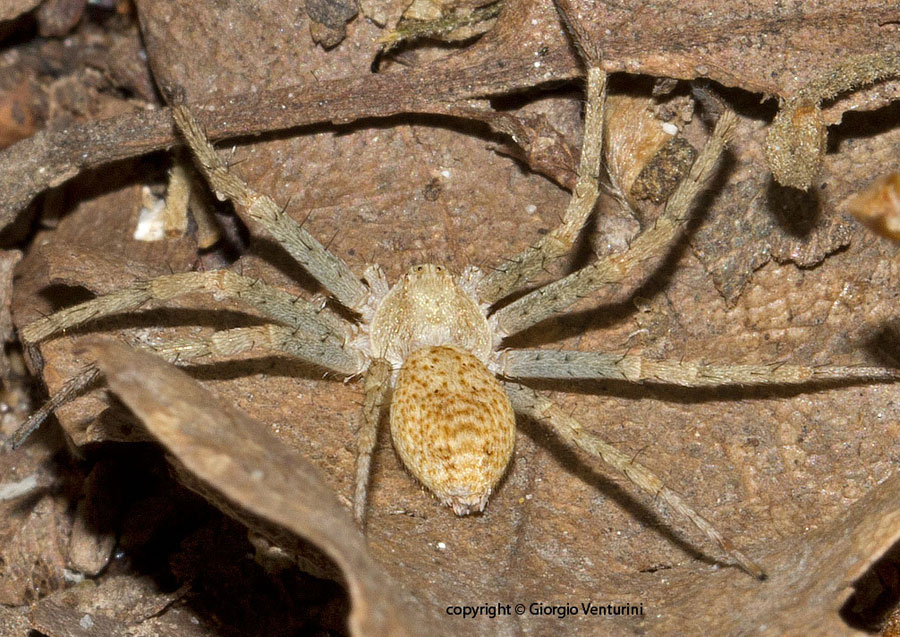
[
  {"x1": 36, "y1": 0, "x2": 86, "y2": 37},
  {"x1": 0, "y1": 250, "x2": 21, "y2": 378},
  {"x1": 6, "y1": 1, "x2": 899, "y2": 233},
  {"x1": 0, "y1": 0, "x2": 41, "y2": 22}
]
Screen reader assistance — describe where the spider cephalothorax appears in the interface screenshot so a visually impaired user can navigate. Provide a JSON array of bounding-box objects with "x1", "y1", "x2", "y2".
[{"x1": 367, "y1": 263, "x2": 494, "y2": 365}]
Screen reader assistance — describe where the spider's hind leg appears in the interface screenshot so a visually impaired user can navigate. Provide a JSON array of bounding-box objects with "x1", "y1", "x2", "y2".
[
  {"x1": 503, "y1": 381, "x2": 766, "y2": 579},
  {"x1": 11, "y1": 323, "x2": 365, "y2": 449},
  {"x1": 500, "y1": 349, "x2": 900, "y2": 387},
  {"x1": 152, "y1": 324, "x2": 364, "y2": 374},
  {"x1": 9, "y1": 363, "x2": 100, "y2": 449}
]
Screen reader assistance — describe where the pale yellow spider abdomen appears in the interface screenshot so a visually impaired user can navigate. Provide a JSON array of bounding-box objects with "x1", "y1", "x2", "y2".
[{"x1": 390, "y1": 345, "x2": 515, "y2": 515}]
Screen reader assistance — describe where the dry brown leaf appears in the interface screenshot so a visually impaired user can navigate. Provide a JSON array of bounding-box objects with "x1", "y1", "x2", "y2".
[
  {"x1": 555, "y1": 0, "x2": 900, "y2": 102},
  {"x1": 84, "y1": 339, "x2": 432, "y2": 636},
  {"x1": 29, "y1": 575, "x2": 189, "y2": 637},
  {"x1": 0, "y1": 605, "x2": 30, "y2": 635},
  {"x1": 0, "y1": 80, "x2": 38, "y2": 149},
  {"x1": 0, "y1": 0, "x2": 41, "y2": 23},
  {"x1": 652, "y1": 471, "x2": 900, "y2": 635},
  {"x1": 689, "y1": 111, "x2": 862, "y2": 304},
  {"x1": 847, "y1": 173, "x2": 900, "y2": 242},
  {"x1": 0, "y1": 439, "x2": 65, "y2": 606},
  {"x1": 65, "y1": 461, "x2": 121, "y2": 576},
  {"x1": 0, "y1": 493, "x2": 71, "y2": 606}
]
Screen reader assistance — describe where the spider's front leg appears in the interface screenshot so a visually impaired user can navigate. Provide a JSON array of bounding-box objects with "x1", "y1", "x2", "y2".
[
  {"x1": 171, "y1": 105, "x2": 369, "y2": 312},
  {"x1": 476, "y1": 67, "x2": 607, "y2": 305},
  {"x1": 175, "y1": 103, "x2": 400, "y2": 528},
  {"x1": 485, "y1": 99, "x2": 760, "y2": 576}
]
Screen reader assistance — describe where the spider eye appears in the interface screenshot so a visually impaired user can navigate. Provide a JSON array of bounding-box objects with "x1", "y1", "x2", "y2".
[{"x1": 415, "y1": 265, "x2": 424, "y2": 272}]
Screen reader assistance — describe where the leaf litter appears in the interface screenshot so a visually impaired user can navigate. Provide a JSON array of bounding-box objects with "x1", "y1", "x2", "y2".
[{"x1": 3, "y1": 0, "x2": 900, "y2": 634}]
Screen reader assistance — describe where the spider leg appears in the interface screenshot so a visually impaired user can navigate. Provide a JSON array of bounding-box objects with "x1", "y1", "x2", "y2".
[
  {"x1": 20, "y1": 270, "x2": 350, "y2": 347},
  {"x1": 172, "y1": 105, "x2": 369, "y2": 311},
  {"x1": 9, "y1": 364, "x2": 101, "y2": 449},
  {"x1": 502, "y1": 380, "x2": 765, "y2": 579},
  {"x1": 492, "y1": 108, "x2": 737, "y2": 338},
  {"x1": 500, "y1": 349, "x2": 900, "y2": 386},
  {"x1": 10, "y1": 324, "x2": 365, "y2": 449},
  {"x1": 151, "y1": 324, "x2": 364, "y2": 374},
  {"x1": 476, "y1": 67, "x2": 607, "y2": 305},
  {"x1": 354, "y1": 358, "x2": 391, "y2": 526}
]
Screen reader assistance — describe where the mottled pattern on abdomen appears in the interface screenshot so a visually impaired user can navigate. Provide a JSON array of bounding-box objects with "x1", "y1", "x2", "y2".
[{"x1": 390, "y1": 345, "x2": 515, "y2": 515}]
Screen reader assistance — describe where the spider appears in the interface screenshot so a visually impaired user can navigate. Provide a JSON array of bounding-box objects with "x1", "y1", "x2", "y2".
[{"x1": 14, "y1": 67, "x2": 900, "y2": 581}]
